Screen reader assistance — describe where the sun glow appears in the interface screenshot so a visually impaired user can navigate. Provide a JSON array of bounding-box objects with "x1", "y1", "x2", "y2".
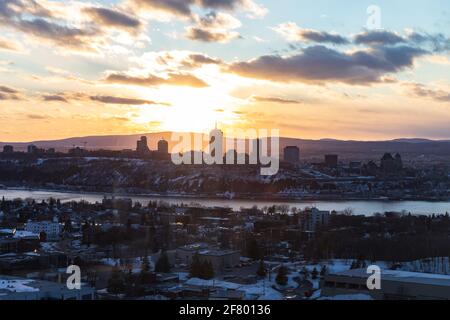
[{"x1": 130, "y1": 81, "x2": 242, "y2": 133}]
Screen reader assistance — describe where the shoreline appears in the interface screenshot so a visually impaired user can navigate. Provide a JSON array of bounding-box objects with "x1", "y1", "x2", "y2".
[{"x1": 1, "y1": 185, "x2": 449, "y2": 204}]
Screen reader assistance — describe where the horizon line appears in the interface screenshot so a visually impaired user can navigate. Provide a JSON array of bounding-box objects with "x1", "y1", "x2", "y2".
[{"x1": 0, "y1": 132, "x2": 449, "y2": 145}]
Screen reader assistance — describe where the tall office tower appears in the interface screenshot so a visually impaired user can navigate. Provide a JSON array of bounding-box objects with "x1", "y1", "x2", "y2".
[
  {"x1": 136, "y1": 136, "x2": 150, "y2": 154},
  {"x1": 209, "y1": 124, "x2": 223, "y2": 160},
  {"x1": 325, "y1": 154, "x2": 338, "y2": 168},
  {"x1": 158, "y1": 138, "x2": 169, "y2": 154}
]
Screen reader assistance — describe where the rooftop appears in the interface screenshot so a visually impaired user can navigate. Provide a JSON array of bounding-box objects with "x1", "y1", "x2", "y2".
[
  {"x1": 178, "y1": 243, "x2": 209, "y2": 251},
  {"x1": 330, "y1": 268, "x2": 450, "y2": 287},
  {"x1": 198, "y1": 249, "x2": 239, "y2": 257},
  {"x1": 0, "y1": 278, "x2": 40, "y2": 294},
  {"x1": 0, "y1": 275, "x2": 93, "y2": 299}
]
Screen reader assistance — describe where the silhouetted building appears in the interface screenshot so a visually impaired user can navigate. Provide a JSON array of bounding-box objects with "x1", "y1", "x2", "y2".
[
  {"x1": 325, "y1": 154, "x2": 338, "y2": 168},
  {"x1": 349, "y1": 161, "x2": 362, "y2": 174},
  {"x1": 209, "y1": 125, "x2": 223, "y2": 160},
  {"x1": 157, "y1": 138, "x2": 169, "y2": 154},
  {"x1": 136, "y1": 136, "x2": 150, "y2": 154},
  {"x1": 2, "y1": 145, "x2": 13, "y2": 153},
  {"x1": 381, "y1": 153, "x2": 394, "y2": 169},
  {"x1": 394, "y1": 153, "x2": 403, "y2": 170},
  {"x1": 381, "y1": 153, "x2": 403, "y2": 174},
  {"x1": 364, "y1": 161, "x2": 379, "y2": 176},
  {"x1": 27, "y1": 144, "x2": 38, "y2": 154},
  {"x1": 249, "y1": 138, "x2": 261, "y2": 165},
  {"x1": 284, "y1": 146, "x2": 300, "y2": 163},
  {"x1": 68, "y1": 147, "x2": 85, "y2": 156}
]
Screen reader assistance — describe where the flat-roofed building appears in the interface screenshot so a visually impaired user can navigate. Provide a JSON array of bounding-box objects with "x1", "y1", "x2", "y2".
[
  {"x1": 2, "y1": 145, "x2": 13, "y2": 153},
  {"x1": 157, "y1": 138, "x2": 169, "y2": 154},
  {"x1": 0, "y1": 275, "x2": 95, "y2": 300},
  {"x1": 176, "y1": 243, "x2": 240, "y2": 273},
  {"x1": 27, "y1": 144, "x2": 38, "y2": 154},
  {"x1": 299, "y1": 207, "x2": 330, "y2": 232},
  {"x1": 324, "y1": 154, "x2": 338, "y2": 168},
  {"x1": 24, "y1": 220, "x2": 62, "y2": 241},
  {"x1": 136, "y1": 136, "x2": 150, "y2": 154},
  {"x1": 321, "y1": 268, "x2": 450, "y2": 300}
]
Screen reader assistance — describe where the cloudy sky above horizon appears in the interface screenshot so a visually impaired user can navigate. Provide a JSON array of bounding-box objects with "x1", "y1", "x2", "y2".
[{"x1": 1, "y1": 0, "x2": 450, "y2": 142}]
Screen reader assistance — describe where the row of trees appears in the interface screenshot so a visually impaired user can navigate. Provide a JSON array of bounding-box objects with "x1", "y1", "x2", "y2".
[
  {"x1": 304, "y1": 214, "x2": 450, "y2": 261},
  {"x1": 107, "y1": 252, "x2": 171, "y2": 295}
]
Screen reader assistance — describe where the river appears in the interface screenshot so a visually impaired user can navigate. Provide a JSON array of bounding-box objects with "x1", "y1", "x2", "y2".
[{"x1": 1, "y1": 188, "x2": 449, "y2": 216}]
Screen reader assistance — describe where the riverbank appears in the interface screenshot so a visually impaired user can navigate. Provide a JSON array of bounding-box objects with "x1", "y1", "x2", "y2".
[
  {"x1": 1, "y1": 186, "x2": 450, "y2": 216},
  {"x1": 1, "y1": 183, "x2": 449, "y2": 203}
]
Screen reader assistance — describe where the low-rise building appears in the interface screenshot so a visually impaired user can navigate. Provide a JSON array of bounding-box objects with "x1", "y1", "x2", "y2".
[
  {"x1": 176, "y1": 243, "x2": 240, "y2": 273},
  {"x1": 24, "y1": 220, "x2": 62, "y2": 241},
  {"x1": 2, "y1": 145, "x2": 14, "y2": 153},
  {"x1": 321, "y1": 268, "x2": 450, "y2": 300},
  {"x1": 0, "y1": 275, "x2": 95, "y2": 300}
]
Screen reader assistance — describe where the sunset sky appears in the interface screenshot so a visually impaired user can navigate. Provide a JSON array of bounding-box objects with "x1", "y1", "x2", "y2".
[{"x1": 0, "y1": 0, "x2": 449, "y2": 142}]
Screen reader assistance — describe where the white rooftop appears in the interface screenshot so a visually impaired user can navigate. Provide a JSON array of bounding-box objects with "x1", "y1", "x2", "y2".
[
  {"x1": 0, "y1": 279, "x2": 40, "y2": 293},
  {"x1": 331, "y1": 268, "x2": 450, "y2": 287}
]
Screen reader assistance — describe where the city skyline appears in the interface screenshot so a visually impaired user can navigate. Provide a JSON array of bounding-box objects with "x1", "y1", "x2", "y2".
[{"x1": 1, "y1": 0, "x2": 450, "y2": 142}]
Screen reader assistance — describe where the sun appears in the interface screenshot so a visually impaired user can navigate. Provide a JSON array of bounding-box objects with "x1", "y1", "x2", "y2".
[{"x1": 130, "y1": 85, "x2": 240, "y2": 133}]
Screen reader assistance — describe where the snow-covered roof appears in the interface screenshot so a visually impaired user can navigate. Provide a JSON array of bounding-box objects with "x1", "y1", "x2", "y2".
[
  {"x1": 184, "y1": 277, "x2": 283, "y2": 300},
  {"x1": 0, "y1": 279, "x2": 40, "y2": 293},
  {"x1": 13, "y1": 230, "x2": 40, "y2": 239},
  {"x1": 331, "y1": 268, "x2": 450, "y2": 287}
]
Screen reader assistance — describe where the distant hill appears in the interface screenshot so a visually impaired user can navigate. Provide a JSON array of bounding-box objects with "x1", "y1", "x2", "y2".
[
  {"x1": 279, "y1": 137, "x2": 450, "y2": 161},
  {"x1": 1, "y1": 132, "x2": 450, "y2": 161},
  {"x1": 391, "y1": 138, "x2": 435, "y2": 143},
  {"x1": 0, "y1": 132, "x2": 179, "y2": 152}
]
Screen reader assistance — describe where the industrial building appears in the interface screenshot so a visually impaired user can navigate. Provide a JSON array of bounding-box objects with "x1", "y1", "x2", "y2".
[{"x1": 321, "y1": 268, "x2": 450, "y2": 300}]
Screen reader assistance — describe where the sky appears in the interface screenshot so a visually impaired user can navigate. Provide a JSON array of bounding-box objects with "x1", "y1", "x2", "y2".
[{"x1": 0, "y1": 0, "x2": 449, "y2": 142}]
